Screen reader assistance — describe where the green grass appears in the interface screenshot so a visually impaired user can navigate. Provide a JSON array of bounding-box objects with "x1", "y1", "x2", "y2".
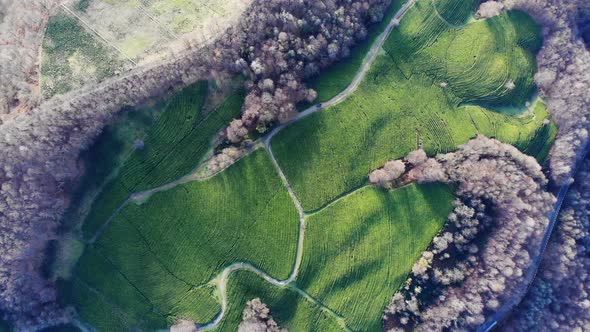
[
  {"x1": 59, "y1": 101, "x2": 163, "y2": 235},
  {"x1": 214, "y1": 271, "x2": 344, "y2": 332},
  {"x1": 82, "y1": 83, "x2": 244, "y2": 239},
  {"x1": 272, "y1": 0, "x2": 554, "y2": 211},
  {"x1": 66, "y1": 279, "x2": 142, "y2": 331},
  {"x1": 41, "y1": 12, "x2": 126, "y2": 99},
  {"x1": 304, "y1": 0, "x2": 408, "y2": 103},
  {"x1": 298, "y1": 184, "x2": 453, "y2": 331},
  {"x1": 74, "y1": 150, "x2": 300, "y2": 328},
  {"x1": 66, "y1": 0, "x2": 556, "y2": 330},
  {"x1": 210, "y1": 183, "x2": 453, "y2": 331}
]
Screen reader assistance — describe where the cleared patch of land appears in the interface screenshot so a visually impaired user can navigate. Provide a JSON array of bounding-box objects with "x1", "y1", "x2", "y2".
[
  {"x1": 41, "y1": 11, "x2": 130, "y2": 99},
  {"x1": 71, "y1": 149, "x2": 300, "y2": 329},
  {"x1": 81, "y1": 82, "x2": 243, "y2": 239},
  {"x1": 41, "y1": 0, "x2": 251, "y2": 97},
  {"x1": 272, "y1": 0, "x2": 555, "y2": 211}
]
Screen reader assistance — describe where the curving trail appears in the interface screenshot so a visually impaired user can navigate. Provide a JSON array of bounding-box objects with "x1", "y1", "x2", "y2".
[
  {"x1": 86, "y1": 0, "x2": 416, "y2": 329},
  {"x1": 478, "y1": 142, "x2": 590, "y2": 332},
  {"x1": 87, "y1": 142, "x2": 262, "y2": 244},
  {"x1": 264, "y1": 0, "x2": 416, "y2": 146}
]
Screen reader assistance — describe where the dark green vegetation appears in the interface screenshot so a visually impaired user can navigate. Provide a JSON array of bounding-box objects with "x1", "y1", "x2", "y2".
[
  {"x1": 60, "y1": 103, "x2": 162, "y2": 237},
  {"x1": 212, "y1": 184, "x2": 453, "y2": 331},
  {"x1": 273, "y1": 0, "x2": 555, "y2": 211},
  {"x1": 40, "y1": 324, "x2": 81, "y2": 332},
  {"x1": 82, "y1": 82, "x2": 243, "y2": 239},
  {"x1": 41, "y1": 12, "x2": 127, "y2": 99},
  {"x1": 66, "y1": 0, "x2": 556, "y2": 330},
  {"x1": 0, "y1": 319, "x2": 9, "y2": 332},
  {"x1": 72, "y1": 150, "x2": 299, "y2": 329},
  {"x1": 76, "y1": 0, "x2": 91, "y2": 12}
]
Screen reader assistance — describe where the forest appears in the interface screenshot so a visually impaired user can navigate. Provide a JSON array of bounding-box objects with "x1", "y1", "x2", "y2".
[{"x1": 0, "y1": 0, "x2": 589, "y2": 330}]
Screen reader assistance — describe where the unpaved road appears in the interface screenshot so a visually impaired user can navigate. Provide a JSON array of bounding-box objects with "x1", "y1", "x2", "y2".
[
  {"x1": 85, "y1": 0, "x2": 416, "y2": 329},
  {"x1": 478, "y1": 142, "x2": 590, "y2": 332},
  {"x1": 202, "y1": 0, "x2": 417, "y2": 329}
]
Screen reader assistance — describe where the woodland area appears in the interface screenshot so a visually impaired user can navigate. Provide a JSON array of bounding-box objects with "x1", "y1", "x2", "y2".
[
  {"x1": 504, "y1": 156, "x2": 590, "y2": 331},
  {"x1": 504, "y1": 0, "x2": 590, "y2": 184},
  {"x1": 0, "y1": 0, "x2": 589, "y2": 330},
  {"x1": 0, "y1": 0, "x2": 394, "y2": 329},
  {"x1": 376, "y1": 136, "x2": 555, "y2": 331},
  {"x1": 0, "y1": 0, "x2": 59, "y2": 115}
]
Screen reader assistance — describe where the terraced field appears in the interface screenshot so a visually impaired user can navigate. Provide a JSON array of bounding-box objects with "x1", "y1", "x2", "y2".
[
  {"x1": 297, "y1": 184, "x2": 453, "y2": 331},
  {"x1": 82, "y1": 82, "x2": 243, "y2": 239},
  {"x1": 273, "y1": 0, "x2": 555, "y2": 211},
  {"x1": 71, "y1": 178, "x2": 452, "y2": 331},
  {"x1": 64, "y1": 0, "x2": 557, "y2": 330},
  {"x1": 70, "y1": 150, "x2": 300, "y2": 329}
]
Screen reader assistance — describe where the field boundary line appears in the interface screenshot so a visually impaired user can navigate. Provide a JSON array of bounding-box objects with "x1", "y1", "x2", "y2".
[
  {"x1": 87, "y1": 142, "x2": 263, "y2": 243},
  {"x1": 60, "y1": 4, "x2": 137, "y2": 65},
  {"x1": 430, "y1": 0, "x2": 464, "y2": 29},
  {"x1": 137, "y1": 3, "x2": 180, "y2": 40},
  {"x1": 199, "y1": 1, "x2": 418, "y2": 329},
  {"x1": 83, "y1": 0, "x2": 418, "y2": 329}
]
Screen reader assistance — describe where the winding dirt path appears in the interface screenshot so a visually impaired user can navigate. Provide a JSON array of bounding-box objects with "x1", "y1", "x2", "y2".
[
  {"x1": 200, "y1": 1, "x2": 416, "y2": 329},
  {"x1": 86, "y1": 0, "x2": 416, "y2": 329},
  {"x1": 478, "y1": 142, "x2": 590, "y2": 332}
]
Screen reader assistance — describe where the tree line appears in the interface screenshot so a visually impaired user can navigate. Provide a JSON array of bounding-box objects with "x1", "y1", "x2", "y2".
[
  {"x1": 0, "y1": 0, "x2": 395, "y2": 329},
  {"x1": 375, "y1": 136, "x2": 555, "y2": 331}
]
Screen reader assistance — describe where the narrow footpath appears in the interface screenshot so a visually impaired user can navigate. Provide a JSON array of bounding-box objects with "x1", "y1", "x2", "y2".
[{"x1": 85, "y1": 1, "x2": 417, "y2": 330}]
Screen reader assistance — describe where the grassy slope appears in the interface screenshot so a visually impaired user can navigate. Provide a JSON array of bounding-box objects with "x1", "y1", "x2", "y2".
[
  {"x1": 74, "y1": 150, "x2": 300, "y2": 328},
  {"x1": 214, "y1": 271, "x2": 344, "y2": 332},
  {"x1": 213, "y1": 184, "x2": 453, "y2": 332},
  {"x1": 66, "y1": 0, "x2": 557, "y2": 330},
  {"x1": 273, "y1": 0, "x2": 555, "y2": 211},
  {"x1": 298, "y1": 184, "x2": 454, "y2": 331},
  {"x1": 82, "y1": 83, "x2": 244, "y2": 239}
]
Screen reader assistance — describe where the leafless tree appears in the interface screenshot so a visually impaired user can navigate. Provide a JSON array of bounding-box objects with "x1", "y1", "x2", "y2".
[
  {"x1": 503, "y1": 157, "x2": 590, "y2": 331},
  {"x1": 381, "y1": 136, "x2": 555, "y2": 331},
  {"x1": 238, "y1": 298, "x2": 287, "y2": 332}
]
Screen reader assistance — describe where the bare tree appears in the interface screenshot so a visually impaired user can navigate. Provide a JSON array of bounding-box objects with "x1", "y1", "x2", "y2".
[
  {"x1": 238, "y1": 298, "x2": 287, "y2": 332},
  {"x1": 381, "y1": 136, "x2": 555, "y2": 332}
]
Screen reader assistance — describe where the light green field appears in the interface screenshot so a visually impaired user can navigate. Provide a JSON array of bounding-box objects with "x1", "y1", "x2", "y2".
[
  {"x1": 212, "y1": 184, "x2": 453, "y2": 331},
  {"x1": 298, "y1": 184, "x2": 453, "y2": 331},
  {"x1": 215, "y1": 271, "x2": 344, "y2": 331},
  {"x1": 82, "y1": 82, "x2": 243, "y2": 239},
  {"x1": 72, "y1": 182, "x2": 451, "y2": 331},
  {"x1": 273, "y1": 0, "x2": 555, "y2": 211},
  {"x1": 73, "y1": 150, "x2": 300, "y2": 329},
  {"x1": 43, "y1": 0, "x2": 249, "y2": 97}
]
